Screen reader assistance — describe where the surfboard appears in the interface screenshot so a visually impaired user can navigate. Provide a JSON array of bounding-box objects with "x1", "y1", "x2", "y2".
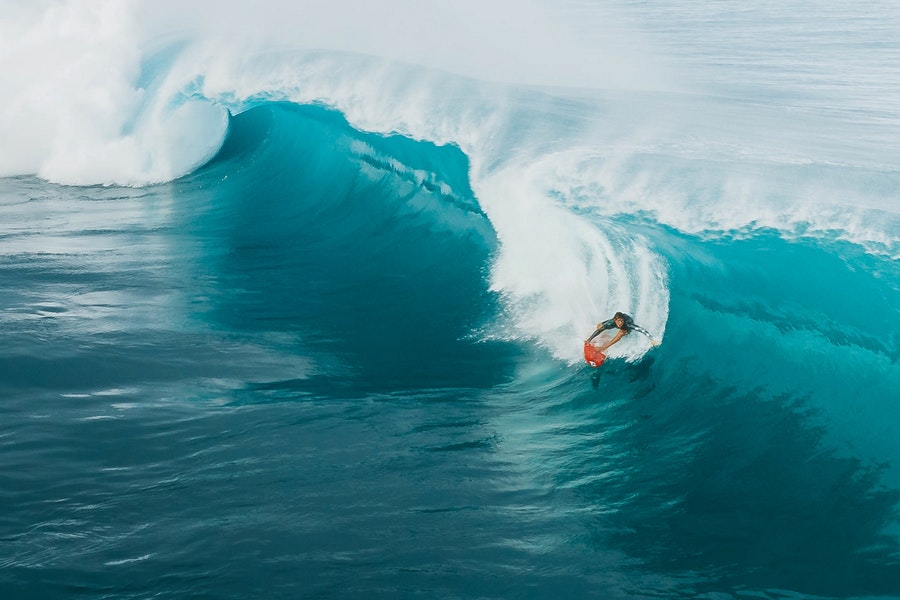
[{"x1": 583, "y1": 342, "x2": 606, "y2": 368}]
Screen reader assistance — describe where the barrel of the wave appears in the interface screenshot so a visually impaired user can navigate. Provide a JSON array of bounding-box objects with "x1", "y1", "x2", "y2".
[{"x1": 583, "y1": 342, "x2": 606, "y2": 367}]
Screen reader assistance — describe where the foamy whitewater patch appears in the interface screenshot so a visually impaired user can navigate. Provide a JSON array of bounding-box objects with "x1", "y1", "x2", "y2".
[{"x1": 0, "y1": 0, "x2": 227, "y2": 185}]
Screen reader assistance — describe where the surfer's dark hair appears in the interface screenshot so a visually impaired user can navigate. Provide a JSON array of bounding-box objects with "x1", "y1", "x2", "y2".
[{"x1": 614, "y1": 312, "x2": 634, "y2": 327}]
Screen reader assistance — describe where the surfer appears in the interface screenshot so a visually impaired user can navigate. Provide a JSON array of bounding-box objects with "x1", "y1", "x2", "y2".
[{"x1": 585, "y1": 312, "x2": 660, "y2": 353}]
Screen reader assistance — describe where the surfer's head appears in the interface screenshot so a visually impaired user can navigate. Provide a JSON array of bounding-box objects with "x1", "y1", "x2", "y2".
[{"x1": 613, "y1": 312, "x2": 626, "y2": 328}]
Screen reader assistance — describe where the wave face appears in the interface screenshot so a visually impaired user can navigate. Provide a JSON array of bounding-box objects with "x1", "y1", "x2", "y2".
[
  {"x1": 175, "y1": 102, "x2": 515, "y2": 387},
  {"x1": 2, "y1": 2, "x2": 900, "y2": 599}
]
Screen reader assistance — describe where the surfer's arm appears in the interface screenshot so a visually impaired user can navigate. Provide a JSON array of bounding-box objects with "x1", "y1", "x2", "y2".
[
  {"x1": 585, "y1": 320, "x2": 614, "y2": 342},
  {"x1": 585, "y1": 328, "x2": 603, "y2": 343},
  {"x1": 632, "y1": 324, "x2": 661, "y2": 346}
]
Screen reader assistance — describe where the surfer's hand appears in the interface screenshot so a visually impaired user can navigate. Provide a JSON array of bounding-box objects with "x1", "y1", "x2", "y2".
[{"x1": 650, "y1": 339, "x2": 661, "y2": 347}]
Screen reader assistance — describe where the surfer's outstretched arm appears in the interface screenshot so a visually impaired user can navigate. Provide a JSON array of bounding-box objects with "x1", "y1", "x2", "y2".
[
  {"x1": 585, "y1": 319, "x2": 615, "y2": 343},
  {"x1": 585, "y1": 328, "x2": 603, "y2": 343},
  {"x1": 632, "y1": 324, "x2": 661, "y2": 346}
]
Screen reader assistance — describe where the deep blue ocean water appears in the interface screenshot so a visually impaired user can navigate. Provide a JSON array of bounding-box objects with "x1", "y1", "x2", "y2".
[{"x1": 2, "y1": 2, "x2": 900, "y2": 599}]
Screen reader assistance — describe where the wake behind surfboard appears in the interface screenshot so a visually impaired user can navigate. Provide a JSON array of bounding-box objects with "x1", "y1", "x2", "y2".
[{"x1": 583, "y1": 342, "x2": 606, "y2": 368}]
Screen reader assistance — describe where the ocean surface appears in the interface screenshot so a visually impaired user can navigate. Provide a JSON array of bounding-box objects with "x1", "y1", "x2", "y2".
[{"x1": 2, "y1": 1, "x2": 900, "y2": 598}]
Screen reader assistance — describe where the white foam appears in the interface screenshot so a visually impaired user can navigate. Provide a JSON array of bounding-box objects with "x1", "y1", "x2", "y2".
[
  {"x1": 0, "y1": 0, "x2": 227, "y2": 185},
  {"x1": 104, "y1": 554, "x2": 152, "y2": 566}
]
